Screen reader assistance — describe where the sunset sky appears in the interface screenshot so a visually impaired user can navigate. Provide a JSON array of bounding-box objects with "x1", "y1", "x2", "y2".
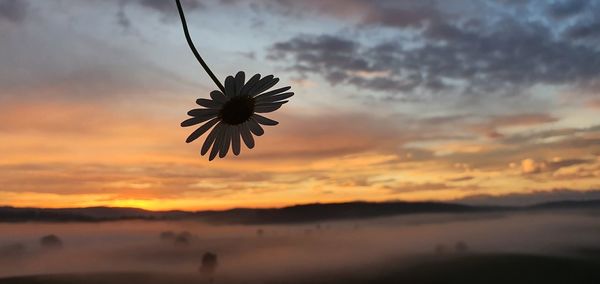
[{"x1": 0, "y1": 0, "x2": 599, "y2": 210}]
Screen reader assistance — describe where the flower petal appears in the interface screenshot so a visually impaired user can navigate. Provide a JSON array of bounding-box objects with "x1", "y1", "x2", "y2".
[
  {"x1": 255, "y1": 101, "x2": 288, "y2": 107},
  {"x1": 187, "y1": 108, "x2": 219, "y2": 117},
  {"x1": 254, "y1": 104, "x2": 282, "y2": 113},
  {"x1": 240, "y1": 74, "x2": 261, "y2": 96},
  {"x1": 232, "y1": 126, "x2": 241, "y2": 155},
  {"x1": 201, "y1": 122, "x2": 223, "y2": 156},
  {"x1": 255, "y1": 92, "x2": 294, "y2": 104},
  {"x1": 196, "y1": 98, "x2": 221, "y2": 109},
  {"x1": 181, "y1": 115, "x2": 215, "y2": 127},
  {"x1": 235, "y1": 71, "x2": 245, "y2": 96},
  {"x1": 210, "y1": 90, "x2": 227, "y2": 104},
  {"x1": 219, "y1": 127, "x2": 233, "y2": 158},
  {"x1": 253, "y1": 114, "x2": 279, "y2": 126},
  {"x1": 253, "y1": 86, "x2": 291, "y2": 100},
  {"x1": 224, "y1": 76, "x2": 236, "y2": 98},
  {"x1": 248, "y1": 75, "x2": 276, "y2": 96},
  {"x1": 247, "y1": 118, "x2": 264, "y2": 136},
  {"x1": 209, "y1": 125, "x2": 226, "y2": 161},
  {"x1": 185, "y1": 117, "x2": 220, "y2": 143},
  {"x1": 251, "y1": 77, "x2": 279, "y2": 97},
  {"x1": 240, "y1": 123, "x2": 255, "y2": 149}
]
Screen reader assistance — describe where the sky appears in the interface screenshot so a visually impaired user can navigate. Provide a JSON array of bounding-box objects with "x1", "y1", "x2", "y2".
[{"x1": 0, "y1": 0, "x2": 598, "y2": 210}]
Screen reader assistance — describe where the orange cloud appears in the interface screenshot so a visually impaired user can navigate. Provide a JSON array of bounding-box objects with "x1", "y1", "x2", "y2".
[
  {"x1": 521, "y1": 158, "x2": 544, "y2": 174},
  {"x1": 0, "y1": 96, "x2": 597, "y2": 210}
]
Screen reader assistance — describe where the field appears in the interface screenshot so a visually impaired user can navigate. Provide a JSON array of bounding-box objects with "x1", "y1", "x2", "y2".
[{"x1": 1, "y1": 210, "x2": 599, "y2": 283}]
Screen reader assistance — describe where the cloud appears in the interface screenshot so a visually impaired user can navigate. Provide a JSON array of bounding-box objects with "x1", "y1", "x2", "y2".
[
  {"x1": 0, "y1": 161, "x2": 239, "y2": 196},
  {"x1": 470, "y1": 113, "x2": 558, "y2": 139},
  {"x1": 361, "y1": 3, "x2": 440, "y2": 29},
  {"x1": 586, "y1": 98, "x2": 600, "y2": 109},
  {"x1": 552, "y1": 162, "x2": 600, "y2": 180},
  {"x1": 137, "y1": 0, "x2": 203, "y2": 15},
  {"x1": 430, "y1": 123, "x2": 600, "y2": 173},
  {"x1": 237, "y1": 111, "x2": 409, "y2": 162},
  {"x1": 547, "y1": 0, "x2": 588, "y2": 19},
  {"x1": 565, "y1": 16, "x2": 600, "y2": 40},
  {"x1": 446, "y1": 176, "x2": 474, "y2": 182},
  {"x1": 245, "y1": 0, "x2": 377, "y2": 23},
  {"x1": 0, "y1": 0, "x2": 27, "y2": 23},
  {"x1": 488, "y1": 113, "x2": 558, "y2": 127},
  {"x1": 116, "y1": 3, "x2": 131, "y2": 29},
  {"x1": 502, "y1": 126, "x2": 600, "y2": 145},
  {"x1": 520, "y1": 158, "x2": 543, "y2": 174},
  {"x1": 246, "y1": 0, "x2": 444, "y2": 29},
  {"x1": 270, "y1": 27, "x2": 600, "y2": 96},
  {"x1": 268, "y1": 3, "x2": 600, "y2": 97},
  {"x1": 385, "y1": 182, "x2": 453, "y2": 193},
  {"x1": 0, "y1": 101, "x2": 117, "y2": 134},
  {"x1": 520, "y1": 157, "x2": 592, "y2": 175},
  {"x1": 0, "y1": 17, "x2": 197, "y2": 101}
]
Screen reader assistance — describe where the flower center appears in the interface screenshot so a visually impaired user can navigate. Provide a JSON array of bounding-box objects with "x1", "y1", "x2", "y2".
[{"x1": 220, "y1": 95, "x2": 255, "y2": 125}]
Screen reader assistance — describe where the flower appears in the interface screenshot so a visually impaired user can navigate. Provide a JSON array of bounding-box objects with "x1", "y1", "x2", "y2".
[{"x1": 182, "y1": 71, "x2": 293, "y2": 160}]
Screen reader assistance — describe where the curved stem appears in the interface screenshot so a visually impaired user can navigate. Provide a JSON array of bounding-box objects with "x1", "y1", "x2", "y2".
[{"x1": 175, "y1": 0, "x2": 226, "y2": 93}]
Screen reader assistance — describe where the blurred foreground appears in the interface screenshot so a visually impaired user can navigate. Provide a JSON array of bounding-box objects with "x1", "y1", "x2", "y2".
[{"x1": 1, "y1": 209, "x2": 599, "y2": 283}]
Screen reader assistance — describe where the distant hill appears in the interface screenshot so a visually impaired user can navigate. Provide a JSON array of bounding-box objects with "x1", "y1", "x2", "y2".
[
  {"x1": 455, "y1": 189, "x2": 600, "y2": 207},
  {"x1": 0, "y1": 206, "x2": 187, "y2": 222},
  {"x1": 529, "y1": 199, "x2": 600, "y2": 210},
  {"x1": 193, "y1": 201, "x2": 492, "y2": 224},
  {"x1": 0, "y1": 199, "x2": 598, "y2": 224}
]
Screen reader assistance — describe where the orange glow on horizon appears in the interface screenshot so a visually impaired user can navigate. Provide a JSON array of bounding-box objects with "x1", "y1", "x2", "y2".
[{"x1": 0, "y1": 88, "x2": 598, "y2": 211}]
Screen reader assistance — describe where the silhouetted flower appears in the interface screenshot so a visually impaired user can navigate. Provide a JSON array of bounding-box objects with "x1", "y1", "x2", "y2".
[
  {"x1": 175, "y1": 0, "x2": 294, "y2": 161},
  {"x1": 182, "y1": 71, "x2": 293, "y2": 160}
]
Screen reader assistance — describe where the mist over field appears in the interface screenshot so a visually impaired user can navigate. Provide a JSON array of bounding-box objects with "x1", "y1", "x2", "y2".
[{"x1": 1, "y1": 210, "x2": 599, "y2": 283}]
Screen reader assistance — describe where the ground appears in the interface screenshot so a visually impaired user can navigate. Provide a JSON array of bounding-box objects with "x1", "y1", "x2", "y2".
[{"x1": 2, "y1": 252, "x2": 600, "y2": 284}]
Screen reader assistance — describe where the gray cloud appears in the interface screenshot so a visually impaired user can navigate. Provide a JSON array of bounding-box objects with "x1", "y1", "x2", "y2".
[
  {"x1": 547, "y1": 0, "x2": 589, "y2": 19},
  {"x1": 0, "y1": 0, "x2": 27, "y2": 23},
  {"x1": 268, "y1": 1, "x2": 600, "y2": 97},
  {"x1": 116, "y1": 4, "x2": 131, "y2": 29},
  {"x1": 114, "y1": 0, "x2": 204, "y2": 30},
  {"x1": 138, "y1": 0, "x2": 203, "y2": 15},
  {"x1": 247, "y1": 0, "x2": 444, "y2": 30},
  {"x1": 270, "y1": 22, "x2": 600, "y2": 96},
  {"x1": 358, "y1": 1, "x2": 441, "y2": 29},
  {"x1": 0, "y1": 11, "x2": 200, "y2": 102},
  {"x1": 565, "y1": 16, "x2": 600, "y2": 40}
]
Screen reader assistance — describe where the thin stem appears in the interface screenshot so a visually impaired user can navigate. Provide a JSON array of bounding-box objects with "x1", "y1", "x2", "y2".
[{"x1": 175, "y1": 0, "x2": 226, "y2": 93}]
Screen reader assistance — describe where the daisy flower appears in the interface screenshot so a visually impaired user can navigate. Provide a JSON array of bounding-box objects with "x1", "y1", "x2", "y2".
[
  {"x1": 181, "y1": 72, "x2": 293, "y2": 160},
  {"x1": 175, "y1": 0, "x2": 294, "y2": 160}
]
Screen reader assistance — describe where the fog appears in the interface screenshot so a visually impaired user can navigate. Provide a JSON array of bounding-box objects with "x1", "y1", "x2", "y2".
[{"x1": 1, "y1": 210, "x2": 599, "y2": 282}]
